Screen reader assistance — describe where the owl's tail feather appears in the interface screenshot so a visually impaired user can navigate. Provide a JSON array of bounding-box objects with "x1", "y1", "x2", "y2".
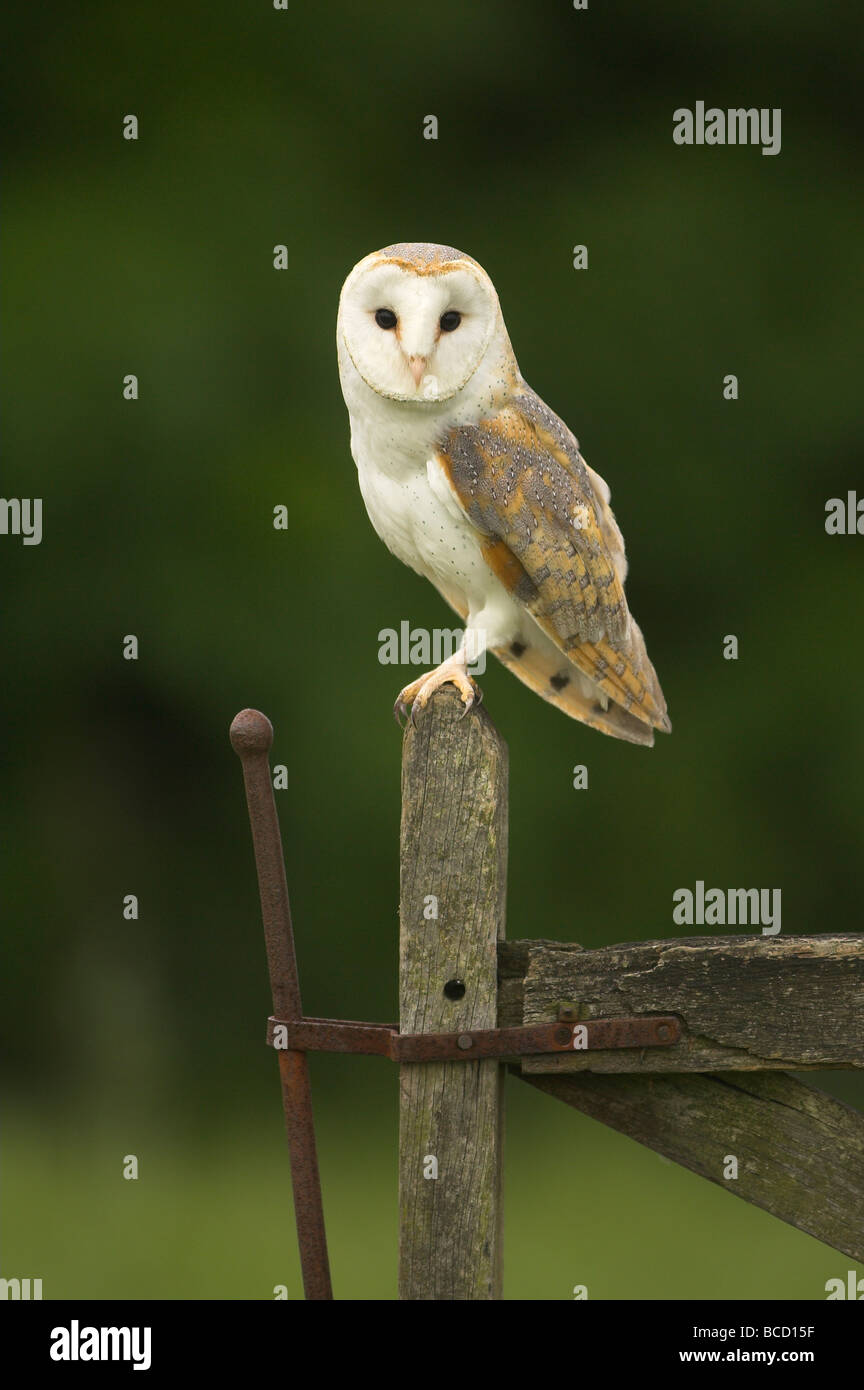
[{"x1": 492, "y1": 638, "x2": 662, "y2": 746}]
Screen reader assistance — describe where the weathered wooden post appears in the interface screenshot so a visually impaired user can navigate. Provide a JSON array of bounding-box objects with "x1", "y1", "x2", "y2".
[{"x1": 398, "y1": 686, "x2": 508, "y2": 1300}]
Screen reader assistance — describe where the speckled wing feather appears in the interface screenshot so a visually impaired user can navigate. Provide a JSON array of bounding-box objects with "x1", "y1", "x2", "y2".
[{"x1": 435, "y1": 386, "x2": 669, "y2": 731}]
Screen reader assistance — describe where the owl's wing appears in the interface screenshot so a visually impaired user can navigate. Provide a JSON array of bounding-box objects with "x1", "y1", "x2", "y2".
[{"x1": 433, "y1": 386, "x2": 669, "y2": 731}]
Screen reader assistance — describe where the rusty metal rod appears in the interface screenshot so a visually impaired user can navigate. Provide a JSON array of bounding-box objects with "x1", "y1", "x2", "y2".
[{"x1": 230, "y1": 708, "x2": 332, "y2": 1301}]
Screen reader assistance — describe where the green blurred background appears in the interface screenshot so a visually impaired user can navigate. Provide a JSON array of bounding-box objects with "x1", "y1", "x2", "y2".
[{"x1": 3, "y1": 1, "x2": 863, "y2": 1299}]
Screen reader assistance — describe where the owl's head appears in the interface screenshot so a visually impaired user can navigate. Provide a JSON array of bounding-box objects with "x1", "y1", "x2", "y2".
[{"x1": 338, "y1": 242, "x2": 502, "y2": 404}]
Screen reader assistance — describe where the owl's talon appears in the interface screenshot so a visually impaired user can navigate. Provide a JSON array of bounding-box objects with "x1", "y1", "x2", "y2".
[
  {"x1": 394, "y1": 660, "x2": 480, "y2": 727},
  {"x1": 458, "y1": 682, "x2": 483, "y2": 718}
]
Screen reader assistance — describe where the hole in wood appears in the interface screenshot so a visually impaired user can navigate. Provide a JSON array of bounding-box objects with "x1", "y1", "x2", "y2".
[{"x1": 443, "y1": 978, "x2": 466, "y2": 1000}]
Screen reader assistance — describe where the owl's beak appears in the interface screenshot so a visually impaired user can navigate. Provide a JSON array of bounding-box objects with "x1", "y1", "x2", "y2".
[{"x1": 407, "y1": 355, "x2": 427, "y2": 388}]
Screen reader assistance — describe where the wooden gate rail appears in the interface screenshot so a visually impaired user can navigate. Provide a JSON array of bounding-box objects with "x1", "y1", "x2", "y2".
[
  {"x1": 513, "y1": 1068, "x2": 864, "y2": 1263},
  {"x1": 498, "y1": 934, "x2": 864, "y2": 1073}
]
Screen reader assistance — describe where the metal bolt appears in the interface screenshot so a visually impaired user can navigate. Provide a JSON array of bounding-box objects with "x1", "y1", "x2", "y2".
[
  {"x1": 457, "y1": 1034, "x2": 473, "y2": 1050},
  {"x1": 657, "y1": 1024, "x2": 671, "y2": 1041}
]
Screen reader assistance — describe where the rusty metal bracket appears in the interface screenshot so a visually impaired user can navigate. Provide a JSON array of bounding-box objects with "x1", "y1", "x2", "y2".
[{"x1": 266, "y1": 1013, "x2": 680, "y2": 1061}]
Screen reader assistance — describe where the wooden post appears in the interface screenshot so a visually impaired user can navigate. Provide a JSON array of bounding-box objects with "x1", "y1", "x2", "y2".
[{"x1": 398, "y1": 686, "x2": 508, "y2": 1300}]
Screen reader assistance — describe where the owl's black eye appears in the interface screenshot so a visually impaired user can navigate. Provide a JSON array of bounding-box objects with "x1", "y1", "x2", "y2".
[
  {"x1": 439, "y1": 310, "x2": 462, "y2": 332},
  {"x1": 375, "y1": 308, "x2": 398, "y2": 330}
]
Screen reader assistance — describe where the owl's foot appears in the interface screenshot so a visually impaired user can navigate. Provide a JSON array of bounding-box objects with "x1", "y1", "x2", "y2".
[{"x1": 394, "y1": 659, "x2": 482, "y2": 727}]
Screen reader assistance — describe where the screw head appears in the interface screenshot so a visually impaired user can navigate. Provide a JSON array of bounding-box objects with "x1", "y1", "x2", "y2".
[
  {"x1": 657, "y1": 1024, "x2": 671, "y2": 1041},
  {"x1": 457, "y1": 1034, "x2": 473, "y2": 1050}
]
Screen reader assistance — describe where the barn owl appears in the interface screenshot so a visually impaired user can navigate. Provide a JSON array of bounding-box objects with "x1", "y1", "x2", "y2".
[{"x1": 336, "y1": 242, "x2": 670, "y2": 746}]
